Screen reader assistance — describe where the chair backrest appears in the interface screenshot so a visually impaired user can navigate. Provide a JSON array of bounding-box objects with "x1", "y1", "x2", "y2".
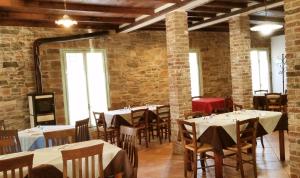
[
  {"x1": 131, "y1": 109, "x2": 148, "y2": 127},
  {"x1": 119, "y1": 126, "x2": 138, "y2": 169},
  {"x1": 61, "y1": 144, "x2": 104, "y2": 178},
  {"x1": 93, "y1": 112, "x2": 107, "y2": 130},
  {"x1": 0, "y1": 130, "x2": 21, "y2": 154},
  {"x1": 236, "y1": 118, "x2": 259, "y2": 149},
  {"x1": 224, "y1": 96, "x2": 234, "y2": 112},
  {"x1": 184, "y1": 111, "x2": 206, "y2": 120},
  {"x1": 0, "y1": 153, "x2": 34, "y2": 178},
  {"x1": 0, "y1": 120, "x2": 5, "y2": 130},
  {"x1": 156, "y1": 105, "x2": 170, "y2": 123},
  {"x1": 191, "y1": 96, "x2": 203, "y2": 99},
  {"x1": 177, "y1": 120, "x2": 197, "y2": 149},
  {"x1": 254, "y1": 90, "x2": 268, "y2": 94},
  {"x1": 44, "y1": 129, "x2": 75, "y2": 147},
  {"x1": 233, "y1": 103, "x2": 243, "y2": 111},
  {"x1": 265, "y1": 93, "x2": 282, "y2": 111},
  {"x1": 75, "y1": 118, "x2": 90, "y2": 142}
]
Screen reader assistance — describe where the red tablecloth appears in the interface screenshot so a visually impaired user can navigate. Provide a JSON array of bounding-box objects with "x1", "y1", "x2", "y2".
[{"x1": 192, "y1": 97, "x2": 225, "y2": 114}]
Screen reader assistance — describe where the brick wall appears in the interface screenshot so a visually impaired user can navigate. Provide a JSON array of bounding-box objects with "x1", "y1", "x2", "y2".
[
  {"x1": 0, "y1": 26, "x2": 232, "y2": 129},
  {"x1": 229, "y1": 15, "x2": 253, "y2": 108},
  {"x1": 284, "y1": 0, "x2": 300, "y2": 177}
]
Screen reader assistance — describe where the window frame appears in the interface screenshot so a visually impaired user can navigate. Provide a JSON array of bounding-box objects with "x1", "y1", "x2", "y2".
[
  {"x1": 250, "y1": 48, "x2": 272, "y2": 93},
  {"x1": 189, "y1": 50, "x2": 203, "y2": 97},
  {"x1": 60, "y1": 49, "x2": 110, "y2": 125}
]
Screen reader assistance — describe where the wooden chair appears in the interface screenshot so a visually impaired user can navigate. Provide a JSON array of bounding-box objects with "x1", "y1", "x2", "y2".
[
  {"x1": 177, "y1": 120, "x2": 214, "y2": 178},
  {"x1": 0, "y1": 120, "x2": 5, "y2": 130},
  {"x1": 131, "y1": 109, "x2": 149, "y2": 147},
  {"x1": 184, "y1": 111, "x2": 206, "y2": 120},
  {"x1": 233, "y1": 103, "x2": 243, "y2": 111},
  {"x1": 265, "y1": 93, "x2": 282, "y2": 112},
  {"x1": 119, "y1": 126, "x2": 138, "y2": 178},
  {"x1": 233, "y1": 104, "x2": 265, "y2": 148},
  {"x1": 224, "y1": 118, "x2": 259, "y2": 178},
  {"x1": 0, "y1": 153, "x2": 34, "y2": 178},
  {"x1": 149, "y1": 105, "x2": 171, "y2": 144},
  {"x1": 44, "y1": 129, "x2": 75, "y2": 147},
  {"x1": 0, "y1": 130, "x2": 21, "y2": 154},
  {"x1": 61, "y1": 144, "x2": 104, "y2": 178},
  {"x1": 254, "y1": 90, "x2": 268, "y2": 94},
  {"x1": 75, "y1": 118, "x2": 90, "y2": 142},
  {"x1": 93, "y1": 112, "x2": 118, "y2": 144}
]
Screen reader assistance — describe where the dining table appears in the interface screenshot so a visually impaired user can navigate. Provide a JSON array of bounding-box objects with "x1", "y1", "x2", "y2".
[
  {"x1": 18, "y1": 125, "x2": 74, "y2": 151},
  {"x1": 192, "y1": 97, "x2": 225, "y2": 114},
  {"x1": 186, "y1": 110, "x2": 288, "y2": 178},
  {"x1": 104, "y1": 105, "x2": 161, "y2": 127},
  {"x1": 0, "y1": 139, "x2": 133, "y2": 178}
]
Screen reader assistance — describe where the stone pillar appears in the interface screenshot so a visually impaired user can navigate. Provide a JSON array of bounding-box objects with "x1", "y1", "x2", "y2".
[
  {"x1": 284, "y1": 0, "x2": 300, "y2": 177},
  {"x1": 229, "y1": 15, "x2": 252, "y2": 108},
  {"x1": 165, "y1": 11, "x2": 192, "y2": 154}
]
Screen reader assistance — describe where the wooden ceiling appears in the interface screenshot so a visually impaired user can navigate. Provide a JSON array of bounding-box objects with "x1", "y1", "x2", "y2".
[{"x1": 0, "y1": 0, "x2": 284, "y2": 32}]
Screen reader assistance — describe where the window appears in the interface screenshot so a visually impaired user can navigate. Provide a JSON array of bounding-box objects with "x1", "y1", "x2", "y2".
[
  {"x1": 250, "y1": 49, "x2": 270, "y2": 93},
  {"x1": 62, "y1": 50, "x2": 109, "y2": 126},
  {"x1": 189, "y1": 52, "x2": 201, "y2": 97}
]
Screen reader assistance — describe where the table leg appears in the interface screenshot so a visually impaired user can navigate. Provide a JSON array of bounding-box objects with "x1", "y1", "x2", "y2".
[
  {"x1": 279, "y1": 130, "x2": 285, "y2": 161},
  {"x1": 214, "y1": 151, "x2": 223, "y2": 178}
]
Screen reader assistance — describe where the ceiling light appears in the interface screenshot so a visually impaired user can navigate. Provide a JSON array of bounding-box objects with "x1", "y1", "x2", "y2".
[
  {"x1": 250, "y1": 23, "x2": 283, "y2": 36},
  {"x1": 55, "y1": 15, "x2": 78, "y2": 28},
  {"x1": 250, "y1": 0, "x2": 283, "y2": 36},
  {"x1": 55, "y1": 0, "x2": 77, "y2": 28}
]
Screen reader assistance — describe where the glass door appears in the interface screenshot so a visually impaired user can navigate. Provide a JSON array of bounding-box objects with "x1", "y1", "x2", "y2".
[{"x1": 63, "y1": 50, "x2": 109, "y2": 126}]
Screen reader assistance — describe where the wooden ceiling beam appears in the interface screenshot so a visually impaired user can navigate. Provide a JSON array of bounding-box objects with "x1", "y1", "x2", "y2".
[
  {"x1": 192, "y1": 6, "x2": 231, "y2": 13},
  {"x1": 0, "y1": 11, "x2": 135, "y2": 24},
  {"x1": 187, "y1": 11, "x2": 216, "y2": 17},
  {"x1": 0, "y1": 19, "x2": 118, "y2": 29},
  {"x1": 189, "y1": 0, "x2": 283, "y2": 31},
  {"x1": 202, "y1": 1, "x2": 248, "y2": 9},
  {"x1": 118, "y1": 0, "x2": 214, "y2": 32},
  {"x1": 0, "y1": 0, "x2": 154, "y2": 15},
  {"x1": 249, "y1": 15, "x2": 284, "y2": 23}
]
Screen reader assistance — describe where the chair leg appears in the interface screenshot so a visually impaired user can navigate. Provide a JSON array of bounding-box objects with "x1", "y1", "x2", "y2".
[
  {"x1": 200, "y1": 153, "x2": 206, "y2": 172},
  {"x1": 260, "y1": 136, "x2": 265, "y2": 148},
  {"x1": 168, "y1": 123, "x2": 171, "y2": 142},
  {"x1": 184, "y1": 149, "x2": 188, "y2": 178},
  {"x1": 145, "y1": 129, "x2": 149, "y2": 148},
  {"x1": 138, "y1": 131, "x2": 141, "y2": 145},
  {"x1": 158, "y1": 126, "x2": 162, "y2": 144},
  {"x1": 238, "y1": 152, "x2": 245, "y2": 178},
  {"x1": 252, "y1": 146, "x2": 257, "y2": 178},
  {"x1": 193, "y1": 151, "x2": 198, "y2": 178}
]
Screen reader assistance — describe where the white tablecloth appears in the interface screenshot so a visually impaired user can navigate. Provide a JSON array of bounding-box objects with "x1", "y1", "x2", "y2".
[
  {"x1": 104, "y1": 105, "x2": 161, "y2": 127},
  {"x1": 187, "y1": 110, "x2": 282, "y2": 142},
  {"x1": 18, "y1": 125, "x2": 74, "y2": 151},
  {"x1": 0, "y1": 140, "x2": 121, "y2": 178}
]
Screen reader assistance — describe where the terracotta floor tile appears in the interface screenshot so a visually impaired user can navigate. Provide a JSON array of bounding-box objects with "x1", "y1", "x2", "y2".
[{"x1": 137, "y1": 132, "x2": 290, "y2": 178}]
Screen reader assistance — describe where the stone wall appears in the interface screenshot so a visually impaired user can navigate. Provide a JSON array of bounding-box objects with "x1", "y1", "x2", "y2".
[
  {"x1": 190, "y1": 32, "x2": 232, "y2": 97},
  {"x1": 0, "y1": 26, "x2": 232, "y2": 129},
  {"x1": 251, "y1": 32, "x2": 271, "y2": 49},
  {"x1": 0, "y1": 27, "x2": 88, "y2": 129}
]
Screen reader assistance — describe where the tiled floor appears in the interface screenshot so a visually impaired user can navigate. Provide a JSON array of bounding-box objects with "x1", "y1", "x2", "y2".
[{"x1": 137, "y1": 132, "x2": 290, "y2": 178}]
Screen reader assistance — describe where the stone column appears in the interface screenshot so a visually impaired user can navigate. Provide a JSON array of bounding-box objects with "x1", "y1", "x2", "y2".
[
  {"x1": 165, "y1": 11, "x2": 192, "y2": 154},
  {"x1": 284, "y1": 0, "x2": 300, "y2": 177},
  {"x1": 229, "y1": 15, "x2": 252, "y2": 108}
]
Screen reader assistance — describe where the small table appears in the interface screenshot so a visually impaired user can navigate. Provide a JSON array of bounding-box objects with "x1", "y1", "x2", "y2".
[
  {"x1": 192, "y1": 97, "x2": 225, "y2": 114},
  {"x1": 104, "y1": 105, "x2": 161, "y2": 127},
  {"x1": 18, "y1": 125, "x2": 74, "y2": 151},
  {"x1": 253, "y1": 94, "x2": 288, "y2": 109},
  {"x1": 0, "y1": 140, "x2": 133, "y2": 178},
  {"x1": 186, "y1": 110, "x2": 288, "y2": 178}
]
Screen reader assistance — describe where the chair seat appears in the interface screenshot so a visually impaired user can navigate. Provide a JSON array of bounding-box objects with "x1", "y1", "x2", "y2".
[
  {"x1": 226, "y1": 143, "x2": 253, "y2": 152},
  {"x1": 185, "y1": 143, "x2": 214, "y2": 153}
]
